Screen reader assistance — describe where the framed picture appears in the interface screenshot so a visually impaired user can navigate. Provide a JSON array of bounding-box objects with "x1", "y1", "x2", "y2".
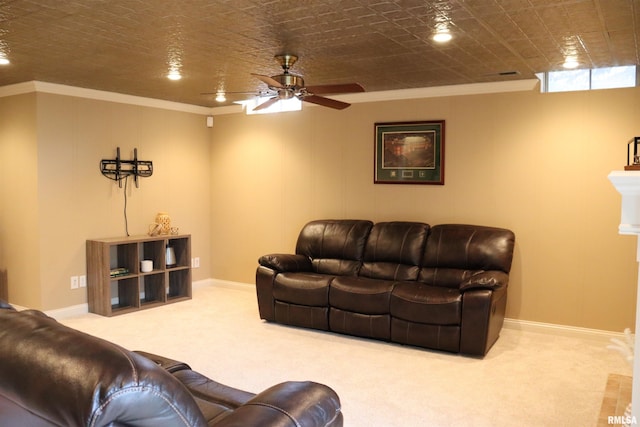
[{"x1": 374, "y1": 120, "x2": 445, "y2": 185}]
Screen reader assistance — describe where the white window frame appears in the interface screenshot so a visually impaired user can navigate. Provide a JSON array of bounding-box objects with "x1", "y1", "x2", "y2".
[{"x1": 537, "y1": 65, "x2": 637, "y2": 93}]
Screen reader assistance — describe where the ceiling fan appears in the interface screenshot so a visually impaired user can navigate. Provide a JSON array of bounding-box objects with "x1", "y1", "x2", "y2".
[
  {"x1": 205, "y1": 55, "x2": 364, "y2": 111},
  {"x1": 250, "y1": 54, "x2": 364, "y2": 111}
]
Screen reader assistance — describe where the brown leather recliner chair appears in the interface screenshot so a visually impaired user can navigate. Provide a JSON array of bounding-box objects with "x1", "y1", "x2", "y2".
[{"x1": 0, "y1": 303, "x2": 342, "y2": 426}]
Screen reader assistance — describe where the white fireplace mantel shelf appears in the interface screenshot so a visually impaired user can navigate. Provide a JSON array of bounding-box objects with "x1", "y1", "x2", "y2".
[
  {"x1": 608, "y1": 170, "x2": 640, "y2": 421},
  {"x1": 609, "y1": 171, "x2": 640, "y2": 235}
]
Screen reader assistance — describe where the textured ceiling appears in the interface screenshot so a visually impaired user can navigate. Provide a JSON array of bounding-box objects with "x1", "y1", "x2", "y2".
[{"x1": 0, "y1": 0, "x2": 638, "y2": 107}]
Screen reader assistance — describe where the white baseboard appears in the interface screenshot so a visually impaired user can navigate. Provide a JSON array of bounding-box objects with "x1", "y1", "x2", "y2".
[
  {"x1": 193, "y1": 278, "x2": 219, "y2": 289},
  {"x1": 208, "y1": 278, "x2": 254, "y2": 291},
  {"x1": 37, "y1": 278, "x2": 630, "y2": 344},
  {"x1": 44, "y1": 303, "x2": 89, "y2": 319},
  {"x1": 503, "y1": 317, "x2": 626, "y2": 343},
  {"x1": 44, "y1": 278, "x2": 215, "y2": 319}
]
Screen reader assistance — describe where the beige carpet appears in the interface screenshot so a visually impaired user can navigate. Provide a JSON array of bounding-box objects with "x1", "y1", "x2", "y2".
[{"x1": 57, "y1": 283, "x2": 630, "y2": 427}]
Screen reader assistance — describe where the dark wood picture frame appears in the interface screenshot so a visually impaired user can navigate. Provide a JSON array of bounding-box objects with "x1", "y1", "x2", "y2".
[{"x1": 374, "y1": 120, "x2": 445, "y2": 185}]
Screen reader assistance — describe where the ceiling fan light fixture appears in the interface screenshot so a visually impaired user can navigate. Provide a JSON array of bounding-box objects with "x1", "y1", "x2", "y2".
[
  {"x1": 215, "y1": 92, "x2": 226, "y2": 102},
  {"x1": 278, "y1": 89, "x2": 295, "y2": 100},
  {"x1": 0, "y1": 55, "x2": 9, "y2": 65}
]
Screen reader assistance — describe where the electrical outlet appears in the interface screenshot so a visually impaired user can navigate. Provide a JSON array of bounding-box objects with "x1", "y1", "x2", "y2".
[
  {"x1": 79, "y1": 275, "x2": 87, "y2": 288},
  {"x1": 70, "y1": 276, "x2": 79, "y2": 290}
]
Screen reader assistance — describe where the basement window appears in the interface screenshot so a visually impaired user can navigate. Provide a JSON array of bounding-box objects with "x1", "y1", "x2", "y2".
[
  {"x1": 235, "y1": 97, "x2": 302, "y2": 115},
  {"x1": 537, "y1": 66, "x2": 637, "y2": 93}
]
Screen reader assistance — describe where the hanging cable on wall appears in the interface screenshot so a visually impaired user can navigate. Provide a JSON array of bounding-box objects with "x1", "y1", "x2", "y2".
[
  {"x1": 100, "y1": 147, "x2": 153, "y2": 236},
  {"x1": 123, "y1": 175, "x2": 130, "y2": 236}
]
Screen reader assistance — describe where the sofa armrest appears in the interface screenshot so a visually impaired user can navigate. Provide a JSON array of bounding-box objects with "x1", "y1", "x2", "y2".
[
  {"x1": 258, "y1": 254, "x2": 312, "y2": 272},
  {"x1": 214, "y1": 381, "x2": 342, "y2": 427},
  {"x1": 459, "y1": 271, "x2": 509, "y2": 291},
  {"x1": 134, "y1": 350, "x2": 192, "y2": 374}
]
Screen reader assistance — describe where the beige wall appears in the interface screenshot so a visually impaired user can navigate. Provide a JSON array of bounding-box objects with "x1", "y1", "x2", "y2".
[
  {"x1": 0, "y1": 92, "x2": 212, "y2": 310},
  {"x1": 0, "y1": 93, "x2": 40, "y2": 307},
  {"x1": 210, "y1": 86, "x2": 640, "y2": 332}
]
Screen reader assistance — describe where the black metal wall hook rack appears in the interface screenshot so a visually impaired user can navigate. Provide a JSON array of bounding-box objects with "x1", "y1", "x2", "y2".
[{"x1": 100, "y1": 147, "x2": 153, "y2": 188}]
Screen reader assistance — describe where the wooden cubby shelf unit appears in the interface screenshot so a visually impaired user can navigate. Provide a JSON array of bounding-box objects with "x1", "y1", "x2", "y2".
[{"x1": 86, "y1": 234, "x2": 192, "y2": 317}]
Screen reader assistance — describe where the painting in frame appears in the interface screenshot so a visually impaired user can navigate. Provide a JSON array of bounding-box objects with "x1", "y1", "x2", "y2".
[{"x1": 374, "y1": 120, "x2": 445, "y2": 185}]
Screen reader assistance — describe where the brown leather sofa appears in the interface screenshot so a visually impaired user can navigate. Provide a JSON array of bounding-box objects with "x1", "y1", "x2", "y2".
[
  {"x1": 256, "y1": 220, "x2": 515, "y2": 356},
  {"x1": 0, "y1": 301, "x2": 343, "y2": 426}
]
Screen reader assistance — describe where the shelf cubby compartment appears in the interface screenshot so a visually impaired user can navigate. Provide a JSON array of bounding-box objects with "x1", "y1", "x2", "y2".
[
  {"x1": 110, "y1": 277, "x2": 139, "y2": 314},
  {"x1": 140, "y1": 273, "x2": 165, "y2": 306},
  {"x1": 140, "y1": 240, "x2": 164, "y2": 272},
  {"x1": 110, "y1": 243, "x2": 138, "y2": 275},
  {"x1": 168, "y1": 237, "x2": 190, "y2": 268},
  {"x1": 168, "y1": 268, "x2": 192, "y2": 300}
]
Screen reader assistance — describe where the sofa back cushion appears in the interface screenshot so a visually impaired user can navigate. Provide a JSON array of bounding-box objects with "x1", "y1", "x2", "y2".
[
  {"x1": 296, "y1": 219, "x2": 373, "y2": 275},
  {"x1": 419, "y1": 224, "x2": 515, "y2": 288},
  {"x1": 359, "y1": 221, "x2": 430, "y2": 281}
]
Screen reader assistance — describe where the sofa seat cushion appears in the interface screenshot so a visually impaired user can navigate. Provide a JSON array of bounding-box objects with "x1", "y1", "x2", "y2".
[
  {"x1": 390, "y1": 282, "x2": 462, "y2": 325},
  {"x1": 418, "y1": 267, "x2": 484, "y2": 289},
  {"x1": 273, "y1": 272, "x2": 333, "y2": 306},
  {"x1": 330, "y1": 276, "x2": 395, "y2": 314}
]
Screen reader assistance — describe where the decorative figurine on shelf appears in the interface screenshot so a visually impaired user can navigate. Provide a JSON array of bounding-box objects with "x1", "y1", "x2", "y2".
[
  {"x1": 626, "y1": 137, "x2": 640, "y2": 170},
  {"x1": 148, "y1": 223, "x2": 162, "y2": 236},
  {"x1": 148, "y1": 212, "x2": 173, "y2": 236},
  {"x1": 155, "y1": 212, "x2": 171, "y2": 234}
]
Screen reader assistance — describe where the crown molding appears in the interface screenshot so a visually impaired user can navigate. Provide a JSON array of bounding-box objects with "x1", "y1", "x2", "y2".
[
  {"x1": 337, "y1": 78, "x2": 540, "y2": 103},
  {"x1": 0, "y1": 81, "x2": 213, "y2": 115},
  {"x1": 0, "y1": 81, "x2": 36, "y2": 97},
  {"x1": 0, "y1": 79, "x2": 539, "y2": 117}
]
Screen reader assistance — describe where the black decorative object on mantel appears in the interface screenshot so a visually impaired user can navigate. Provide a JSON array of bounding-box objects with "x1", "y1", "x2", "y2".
[
  {"x1": 100, "y1": 147, "x2": 153, "y2": 187},
  {"x1": 626, "y1": 137, "x2": 640, "y2": 171}
]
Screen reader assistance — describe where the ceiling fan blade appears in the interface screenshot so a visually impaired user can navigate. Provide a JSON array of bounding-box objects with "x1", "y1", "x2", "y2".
[
  {"x1": 302, "y1": 95, "x2": 351, "y2": 110},
  {"x1": 252, "y1": 96, "x2": 280, "y2": 111},
  {"x1": 252, "y1": 73, "x2": 285, "y2": 89},
  {"x1": 304, "y1": 83, "x2": 365, "y2": 95}
]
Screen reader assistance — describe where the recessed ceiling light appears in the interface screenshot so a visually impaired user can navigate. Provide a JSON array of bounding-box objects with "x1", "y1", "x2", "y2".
[
  {"x1": 167, "y1": 70, "x2": 182, "y2": 80},
  {"x1": 0, "y1": 56, "x2": 9, "y2": 65},
  {"x1": 433, "y1": 30, "x2": 452, "y2": 43},
  {"x1": 563, "y1": 57, "x2": 579, "y2": 69},
  {"x1": 215, "y1": 92, "x2": 226, "y2": 102}
]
